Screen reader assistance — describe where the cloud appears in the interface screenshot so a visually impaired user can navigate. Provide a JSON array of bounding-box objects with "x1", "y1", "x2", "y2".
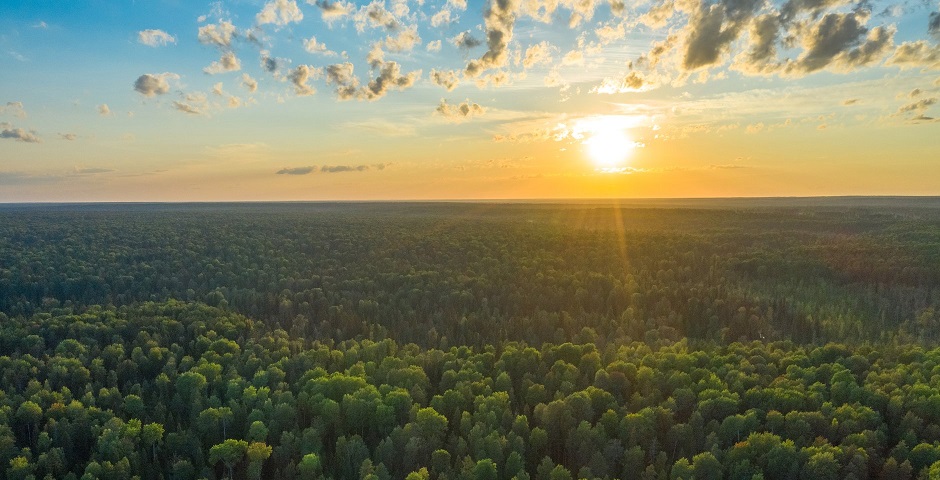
[
  {"x1": 427, "y1": 40, "x2": 442, "y2": 52},
  {"x1": 429, "y1": 69, "x2": 460, "y2": 90},
  {"x1": 355, "y1": 1, "x2": 401, "y2": 31},
  {"x1": 436, "y1": 99, "x2": 486, "y2": 122},
  {"x1": 465, "y1": 0, "x2": 518, "y2": 77},
  {"x1": 198, "y1": 21, "x2": 237, "y2": 48},
  {"x1": 842, "y1": 98, "x2": 859, "y2": 105},
  {"x1": 931, "y1": 12, "x2": 940, "y2": 40},
  {"x1": 431, "y1": 8, "x2": 453, "y2": 27},
  {"x1": 345, "y1": 120, "x2": 416, "y2": 136},
  {"x1": 562, "y1": 50, "x2": 584, "y2": 66},
  {"x1": 682, "y1": 1, "x2": 759, "y2": 71},
  {"x1": 453, "y1": 31, "x2": 483, "y2": 49},
  {"x1": 133, "y1": 73, "x2": 177, "y2": 96},
  {"x1": 204, "y1": 51, "x2": 242, "y2": 74},
  {"x1": 288, "y1": 65, "x2": 321, "y2": 96},
  {"x1": 783, "y1": 13, "x2": 895, "y2": 76},
  {"x1": 321, "y1": 164, "x2": 387, "y2": 172},
  {"x1": 98, "y1": 104, "x2": 111, "y2": 116},
  {"x1": 895, "y1": 97, "x2": 938, "y2": 121},
  {"x1": 326, "y1": 62, "x2": 361, "y2": 99},
  {"x1": 595, "y1": 22, "x2": 626, "y2": 44},
  {"x1": 745, "y1": 122, "x2": 765, "y2": 133},
  {"x1": 779, "y1": 0, "x2": 854, "y2": 24},
  {"x1": 242, "y1": 73, "x2": 259, "y2": 92},
  {"x1": 260, "y1": 53, "x2": 280, "y2": 73},
  {"x1": 172, "y1": 101, "x2": 203, "y2": 115},
  {"x1": 33, "y1": 21, "x2": 48, "y2": 29},
  {"x1": 0, "y1": 125, "x2": 40, "y2": 143},
  {"x1": 138, "y1": 29, "x2": 176, "y2": 47},
  {"x1": 383, "y1": 25, "x2": 421, "y2": 52},
  {"x1": 887, "y1": 41, "x2": 940, "y2": 70},
  {"x1": 59, "y1": 133, "x2": 77, "y2": 140},
  {"x1": 311, "y1": 0, "x2": 355, "y2": 23},
  {"x1": 73, "y1": 167, "x2": 114, "y2": 174},
  {"x1": 362, "y1": 61, "x2": 420, "y2": 100},
  {"x1": 732, "y1": 14, "x2": 781, "y2": 75},
  {"x1": 0, "y1": 101, "x2": 26, "y2": 118},
  {"x1": 277, "y1": 166, "x2": 317, "y2": 175},
  {"x1": 257, "y1": 0, "x2": 304, "y2": 26},
  {"x1": 276, "y1": 164, "x2": 387, "y2": 175},
  {"x1": 304, "y1": 36, "x2": 337, "y2": 55},
  {"x1": 592, "y1": 71, "x2": 650, "y2": 93},
  {"x1": 522, "y1": 41, "x2": 554, "y2": 68}
]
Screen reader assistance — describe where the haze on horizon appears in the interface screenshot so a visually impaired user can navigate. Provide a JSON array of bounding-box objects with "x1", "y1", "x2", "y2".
[{"x1": 1, "y1": 0, "x2": 938, "y2": 202}]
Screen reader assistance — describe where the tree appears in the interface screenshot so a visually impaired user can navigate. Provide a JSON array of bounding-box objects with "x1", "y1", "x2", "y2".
[
  {"x1": 209, "y1": 439, "x2": 248, "y2": 479},
  {"x1": 246, "y1": 442, "x2": 273, "y2": 480}
]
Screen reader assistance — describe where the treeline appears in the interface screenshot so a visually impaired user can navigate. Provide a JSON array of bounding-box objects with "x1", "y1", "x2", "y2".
[
  {"x1": 1, "y1": 205, "x2": 939, "y2": 346},
  {"x1": 4, "y1": 301, "x2": 940, "y2": 479}
]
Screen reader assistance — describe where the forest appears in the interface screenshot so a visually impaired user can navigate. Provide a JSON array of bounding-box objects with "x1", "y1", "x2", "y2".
[{"x1": 2, "y1": 201, "x2": 940, "y2": 479}]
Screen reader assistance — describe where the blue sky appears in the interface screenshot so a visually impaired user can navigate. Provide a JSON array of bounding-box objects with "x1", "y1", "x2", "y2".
[{"x1": 1, "y1": 0, "x2": 939, "y2": 200}]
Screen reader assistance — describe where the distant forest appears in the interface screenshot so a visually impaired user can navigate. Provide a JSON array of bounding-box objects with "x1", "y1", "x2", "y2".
[{"x1": 2, "y1": 202, "x2": 940, "y2": 479}]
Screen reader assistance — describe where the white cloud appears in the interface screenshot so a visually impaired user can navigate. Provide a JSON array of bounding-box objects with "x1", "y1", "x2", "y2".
[
  {"x1": 198, "y1": 21, "x2": 237, "y2": 48},
  {"x1": 138, "y1": 29, "x2": 176, "y2": 47},
  {"x1": 257, "y1": 0, "x2": 304, "y2": 26},
  {"x1": 304, "y1": 36, "x2": 337, "y2": 55}
]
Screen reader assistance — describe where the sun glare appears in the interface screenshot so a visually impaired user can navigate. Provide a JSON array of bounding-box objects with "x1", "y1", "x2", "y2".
[
  {"x1": 585, "y1": 129, "x2": 633, "y2": 169},
  {"x1": 577, "y1": 116, "x2": 641, "y2": 172}
]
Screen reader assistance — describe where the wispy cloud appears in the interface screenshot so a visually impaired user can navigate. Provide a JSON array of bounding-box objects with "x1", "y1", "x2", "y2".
[
  {"x1": 138, "y1": 29, "x2": 176, "y2": 47},
  {"x1": 276, "y1": 164, "x2": 389, "y2": 175}
]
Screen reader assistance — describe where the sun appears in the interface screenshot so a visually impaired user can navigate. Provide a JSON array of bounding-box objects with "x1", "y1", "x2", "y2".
[{"x1": 581, "y1": 122, "x2": 636, "y2": 170}]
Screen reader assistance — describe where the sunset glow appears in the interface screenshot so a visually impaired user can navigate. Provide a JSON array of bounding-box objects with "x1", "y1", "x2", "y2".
[{"x1": 0, "y1": 1, "x2": 938, "y2": 201}]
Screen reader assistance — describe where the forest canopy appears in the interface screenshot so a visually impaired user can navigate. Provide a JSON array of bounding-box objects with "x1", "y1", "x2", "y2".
[{"x1": 2, "y1": 202, "x2": 940, "y2": 479}]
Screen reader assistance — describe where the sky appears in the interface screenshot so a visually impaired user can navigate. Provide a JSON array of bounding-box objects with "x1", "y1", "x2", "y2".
[{"x1": 0, "y1": 0, "x2": 938, "y2": 201}]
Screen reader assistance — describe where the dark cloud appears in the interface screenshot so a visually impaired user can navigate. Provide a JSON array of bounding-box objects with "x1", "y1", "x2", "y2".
[
  {"x1": 288, "y1": 65, "x2": 320, "y2": 96},
  {"x1": 59, "y1": 133, "x2": 77, "y2": 140},
  {"x1": 780, "y1": 0, "x2": 853, "y2": 24},
  {"x1": 326, "y1": 62, "x2": 361, "y2": 100},
  {"x1": 362, "y1": 61, "x2": 420, "y2": 101},
  {"x1": 930, "y1": 12, "x2": 940, "y2": 39},
  {"x1": 260, "y1": 54, "x2": 280, "y2": 73},
  {"x1": 0, "y1": 125, "x2": 40, "y2": 143},
  {"x1": 276, "y1": 164, "x2": 387, "y2": 175},
  {"x1": 277, "y1": 166, "x2": 317, "y2": 175},
  {"x1": 453, "y1": 31, "x2": 483, "y2": 49},
  {"x1": 683, "y1": 0, "x2": 762, "y2": 71},
  {"x1": 842, "y1": 98, "x2": 859, "y2": 105},
  {"x1": 466, "y1": 0, "x2": 518, "y2": 77},
  {"x1": 784, "y1": 12, "x2": 894, "y2": 75},
  {"x1": 734, "y1": 14, "x2": 781, "y2": 74},
  {"x1": 359, "y1": 1, "x2": 400, "y2": 31},
  {"x1": 134, "y1": 73, "x2": 176, "y2": 96}
]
